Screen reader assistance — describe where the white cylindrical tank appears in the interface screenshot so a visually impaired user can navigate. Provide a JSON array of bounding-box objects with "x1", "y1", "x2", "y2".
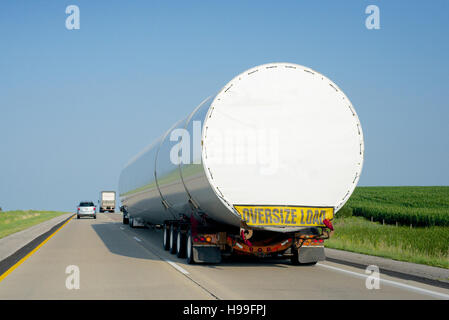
[{"x1": 119, "y1": 62, "x2": 364, "y2": 232}]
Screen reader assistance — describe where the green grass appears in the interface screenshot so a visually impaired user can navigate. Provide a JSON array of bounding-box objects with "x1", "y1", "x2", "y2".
[
  {"x1": 0, "y1": 210, "x2": 69, "y2": 239},
  {"x1": 328, "y1": 186, "x2": 449, "y2": 269},
  {"x1": 339, "y1": 186, "x2": 449, "y2": 227},
  {"x1": 326, "y1": 216, "x2": 449, "y2": 269}
]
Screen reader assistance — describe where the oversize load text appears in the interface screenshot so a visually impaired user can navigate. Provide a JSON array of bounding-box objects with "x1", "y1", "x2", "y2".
[{"x1": 234, "y1": 205, "x2": 334, "y2": 226}]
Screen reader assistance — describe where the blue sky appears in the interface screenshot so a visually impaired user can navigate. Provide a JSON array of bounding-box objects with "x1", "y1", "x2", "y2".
[{"x1": 1, "y1": 1, "x2": 448, "y2": 211}]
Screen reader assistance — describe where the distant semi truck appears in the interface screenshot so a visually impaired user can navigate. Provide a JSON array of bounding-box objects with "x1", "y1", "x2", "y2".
[
  {"x1": 119, "y1": 62, "x2": 364, "y2": 265},
  {"x1": 99, "y1": 191, "x2": 116, "y2": 213}
]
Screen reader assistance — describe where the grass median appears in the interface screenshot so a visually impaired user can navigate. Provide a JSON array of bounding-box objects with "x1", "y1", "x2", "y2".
[
  {"x1": 0, "y1": 210, "x2": 69, "y2": 239},
  {"x1": 327, "y1": 186, "x2": 449, "y2": 269}
]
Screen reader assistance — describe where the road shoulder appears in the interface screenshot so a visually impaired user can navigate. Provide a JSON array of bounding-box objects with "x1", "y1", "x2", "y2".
[
  {"x1": 0, "y1": 213, "x2": 73, "y2": 277},
  {"x1": 325, "y1": 247, "x2": 449, "y2": 288}
]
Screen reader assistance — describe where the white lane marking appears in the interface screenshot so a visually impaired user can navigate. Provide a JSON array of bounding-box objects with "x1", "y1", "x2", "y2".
[
  {"x1": 164, "y1": 259, "x2": 190, "y2": 275},
  {"x1": 126, "y1": 230, "x2": 189, "y2": 275},
  {"x1": 317, "y1": 263, "x2": 449, "y2": 300}
]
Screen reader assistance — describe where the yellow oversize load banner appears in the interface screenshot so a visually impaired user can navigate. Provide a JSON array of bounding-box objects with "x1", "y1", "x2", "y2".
[{"x1": 234, "y1": 205, "x2": 334, "y2": 227}]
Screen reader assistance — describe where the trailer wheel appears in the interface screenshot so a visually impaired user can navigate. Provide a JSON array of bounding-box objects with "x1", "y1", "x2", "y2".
[
  {"x1": 169, "y1": 226, "x2": 177, "y2": 254},
  {"x1": 176, "y1": 230, "x2": 187, "y2": 258},
  {"x1": 290, "y1": 247, "x2": 300, "y2": 265},
  {"x1": 163, "y1": 224, "x2": 170, "y2": 251},
  {"x1": 186, "y1": 230, "x2": 195, "y2": 264}
]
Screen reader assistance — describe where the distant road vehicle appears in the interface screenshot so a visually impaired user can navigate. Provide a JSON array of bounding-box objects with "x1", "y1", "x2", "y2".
[
  {"x1": 99, "y1": 191, "x2": 116, "y2": 213},
  {"x1": 77, "y1": 201, "x2": 96, "y2": 219}
]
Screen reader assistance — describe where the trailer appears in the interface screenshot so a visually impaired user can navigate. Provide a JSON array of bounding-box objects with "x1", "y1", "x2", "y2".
[{"x1": 118, "y1": 62, "x2": 364, "y2": 264}]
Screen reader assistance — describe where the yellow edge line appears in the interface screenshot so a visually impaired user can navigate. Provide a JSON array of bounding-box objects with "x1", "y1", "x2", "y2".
[{"x1": 0, "y1": 214, "x2": 75, "y2": 283}]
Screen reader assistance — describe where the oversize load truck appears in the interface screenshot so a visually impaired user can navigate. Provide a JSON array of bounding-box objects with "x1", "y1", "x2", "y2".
[
  {"x1": 99, "y1": 191, "x2": 116, "y2": 213},
  {"x1": 119, "y1": 62, "x2": 364, "y2": 265}
]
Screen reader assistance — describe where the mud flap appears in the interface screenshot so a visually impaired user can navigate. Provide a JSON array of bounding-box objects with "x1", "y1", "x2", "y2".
[
  {"x1": 193, "y1": 246, "x2": 222, "y2": 263},
  {"x1": 298, "y1": 247, "x2": 326, "y2": 264}
]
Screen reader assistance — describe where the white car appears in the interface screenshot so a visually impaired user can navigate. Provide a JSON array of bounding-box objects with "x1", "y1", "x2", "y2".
[{"x1": 77, "y1": 201, "x2": 96, "y2": 219}]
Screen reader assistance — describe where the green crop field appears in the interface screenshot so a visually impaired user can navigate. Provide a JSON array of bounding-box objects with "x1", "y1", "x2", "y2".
[
  {"x1": 0, "y1": 210, "x2": 69, "y2": 239},
  {"x1": 327, "y1": 186, "x2": 449, "y2": 269},
  {"x1": 338, "y1": 186, "x2": 449, "y2": 227}
]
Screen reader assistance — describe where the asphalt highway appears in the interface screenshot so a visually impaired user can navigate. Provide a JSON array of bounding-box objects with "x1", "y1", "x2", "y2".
[{"x1": 0, "y1": 213, "x2": 448, "y2": 300}]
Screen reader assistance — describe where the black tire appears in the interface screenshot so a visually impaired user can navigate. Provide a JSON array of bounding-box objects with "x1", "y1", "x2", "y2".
[
  {"x1": 93, "y1": 215, "x2": 96, "y2": 219},
  {"x1": 176, "y1": 229, "x2": 187, "y2": 258},
  {"x1": 77, "y1": 215, "x2": 80, "y2": 219},
  {"x1": 129, "y1": 217, "x2": 135, "y2": 228},
  {"x1": 163, "y1": 224, "x2": 170, "y2": 251},
  {"x1": 290, "y1": 247, "x2": 300, "y2": 265},
  {"x1": 186, "y1": 230, "x2": 195, "y2": 264},
  {"x1": 169, "y1": 226, "x2": 177, "y2": 254},
  {"x1": 100, "y1": 209, "x2": 104, "y2": 213},
  {"x1": 123, "y1": 216, "x2": 129, "y2": 225}
]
